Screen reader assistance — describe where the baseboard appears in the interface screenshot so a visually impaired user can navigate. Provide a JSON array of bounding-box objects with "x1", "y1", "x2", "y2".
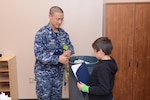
[
  {"x1": 19, "y1": 99, "x2": 37, "y2": 100},
  {"x1": 19, "y1": 99, "x2": 69, "y2": 100}
]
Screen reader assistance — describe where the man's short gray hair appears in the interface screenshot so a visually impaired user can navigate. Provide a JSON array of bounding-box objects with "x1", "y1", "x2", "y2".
[{"x1": 49, "y1": 6, "x2": 63, "y2": 15}]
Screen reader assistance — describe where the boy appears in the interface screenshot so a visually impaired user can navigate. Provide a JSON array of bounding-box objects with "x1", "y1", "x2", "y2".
[{"x1": 77, "y1": 37, "x2": 118, "y2": 100}]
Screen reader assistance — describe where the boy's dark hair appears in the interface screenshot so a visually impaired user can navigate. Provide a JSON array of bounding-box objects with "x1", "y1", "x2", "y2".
[
  {"x1": 49, "y1": 6, "x2": 63, "y2": 15},
  {"x1": 92, "y1": 37, "x2": 113, "y2": 55}
]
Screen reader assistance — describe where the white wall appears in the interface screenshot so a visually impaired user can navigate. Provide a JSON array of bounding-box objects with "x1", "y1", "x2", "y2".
[
  {"x1": 104, "y1": 0, "x2": 150, "y2": 3},
  {"x1": 0, "y1": 0, "x2": 103, "y2": 99}
]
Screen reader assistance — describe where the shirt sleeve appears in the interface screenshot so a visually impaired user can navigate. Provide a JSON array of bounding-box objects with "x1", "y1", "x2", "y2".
[{"x1": 34, "y1": 31, "x2": 59, "y2": 65}]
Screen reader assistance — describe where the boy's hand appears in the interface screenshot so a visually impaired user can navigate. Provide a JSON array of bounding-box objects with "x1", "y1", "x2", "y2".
[
  {"x1": 77, "y1": 82, "x2": 89, "y2": 93},
  {"x1": 77, "y1": 82, "x2": 84, "y2": 91}
]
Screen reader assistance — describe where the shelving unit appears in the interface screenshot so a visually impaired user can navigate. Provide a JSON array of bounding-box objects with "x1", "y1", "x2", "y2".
[{"x1": 0, "y1": 56, "x2": 18, "y2": 99}]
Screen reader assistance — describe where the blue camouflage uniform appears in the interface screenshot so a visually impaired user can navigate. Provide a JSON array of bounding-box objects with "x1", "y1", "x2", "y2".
[{"x1": 34, "y1": 23, "x2": 74, "y2": 100}]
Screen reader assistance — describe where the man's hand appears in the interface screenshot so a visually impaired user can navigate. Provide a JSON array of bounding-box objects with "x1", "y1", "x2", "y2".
[
  {"x1": 63, "y1": 50, "x2": 71, "y2": 57},
  {"x1": 58, "y1": 54, "x2": 69, "y2": 64}
]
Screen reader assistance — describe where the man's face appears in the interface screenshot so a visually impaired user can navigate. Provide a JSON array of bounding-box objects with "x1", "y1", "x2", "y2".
[{"x1": 49, "y1": 12, "x2": 64, "y2": 29}]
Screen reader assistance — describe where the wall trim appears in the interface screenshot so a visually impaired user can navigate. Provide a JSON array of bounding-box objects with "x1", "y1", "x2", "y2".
[{"x1": 19, "y1": 99, "x2": 69, "y2": 100}]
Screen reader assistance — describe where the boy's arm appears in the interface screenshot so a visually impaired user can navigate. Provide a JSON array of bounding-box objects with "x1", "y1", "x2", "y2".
[{"x1": 77, "y1": 82, "x2": 89, "y2": 93}]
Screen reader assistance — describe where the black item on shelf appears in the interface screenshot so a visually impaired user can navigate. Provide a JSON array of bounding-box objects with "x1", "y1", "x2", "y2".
[{"x1": 0, "y1": 53, "x2": 2, "y2": 57}]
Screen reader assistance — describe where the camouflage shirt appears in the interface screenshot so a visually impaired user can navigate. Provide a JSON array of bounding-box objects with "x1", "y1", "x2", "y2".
[{"x1": 34, "y1": 23, "x2": 74, "y2": 73}]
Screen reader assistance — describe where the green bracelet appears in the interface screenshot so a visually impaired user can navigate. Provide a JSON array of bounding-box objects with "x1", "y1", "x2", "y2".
[{"x1": 82, "y1": 84, "x2": 89, "y2": 93}]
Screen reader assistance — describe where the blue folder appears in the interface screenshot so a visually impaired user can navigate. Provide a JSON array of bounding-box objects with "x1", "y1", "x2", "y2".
[{"x1": 76, "y1": 62, "x2": 90, "y2": 97}]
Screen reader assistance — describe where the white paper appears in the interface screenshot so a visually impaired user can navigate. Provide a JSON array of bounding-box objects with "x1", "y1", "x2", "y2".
[
  {"x1": 74, "y1": 59, "x2": 90, "y2": 64},
  {"x1": 0, "y1": 92, "x2": 11, "y2": 100},
  {"x1": 71, "y1": 63, "x2": 82, "y2": 79}
]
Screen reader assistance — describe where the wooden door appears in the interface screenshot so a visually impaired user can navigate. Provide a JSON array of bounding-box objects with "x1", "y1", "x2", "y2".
[
  {"x1": 105, "y1": 3, "x2": 135, "y2": 100},
  {"x1": 133, "y1": 3, "x2": 150, "y2": 100}
]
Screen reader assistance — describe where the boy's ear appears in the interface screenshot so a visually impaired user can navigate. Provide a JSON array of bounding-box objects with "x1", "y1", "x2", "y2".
[
  {"x1": 99, "y1": 49, "x2": 105, "y2": 54},
  {"x1": 97, "y1": 49, "x2": 101, "y2": 54},
  {"x1": 99, "y1": 49, "x2": 103, "y2": 52}
]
